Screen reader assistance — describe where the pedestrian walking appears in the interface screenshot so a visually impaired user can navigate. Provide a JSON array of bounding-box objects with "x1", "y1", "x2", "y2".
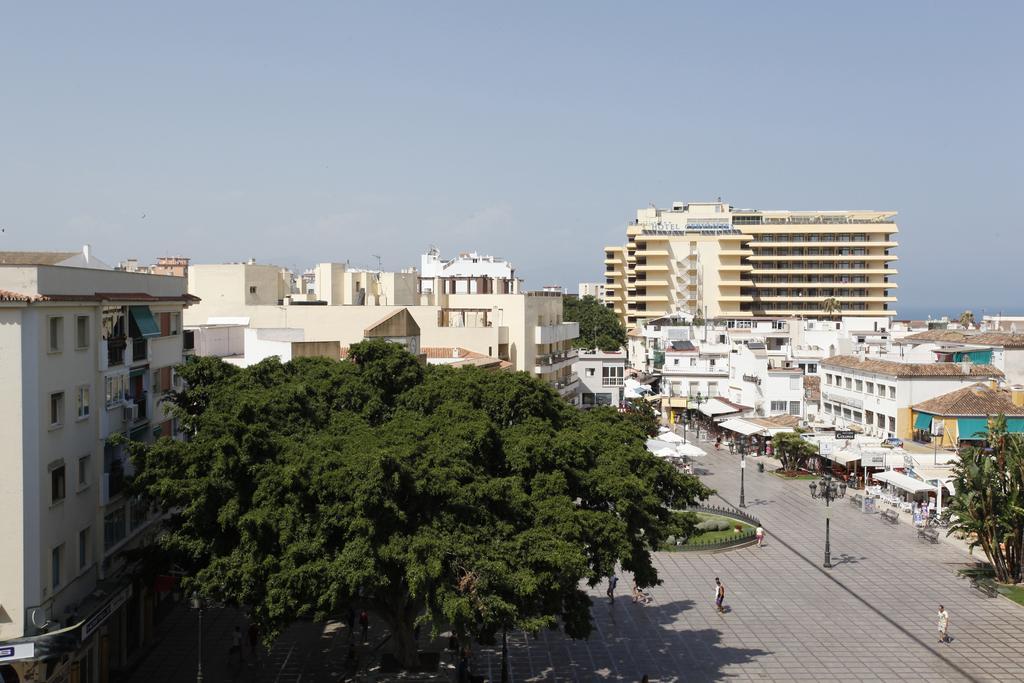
[
  {"x1": 359, "y1": 609, "x2": 369, "y2": 643},
  {"x1": 607, "y1": 574, "x2": 619, "y2": 604},
  {"x1": 228, "y1": 625, "x2": 243, "y2": 664},
  {"x1": 714, "y1": 577, "x2": 725, "y2": 613},
  {"x1": 755, "y1": 526, "x2": 765, "y2": 547},
  {"x1": 347, "y1": 606, "x2": 356, "y2": 635},
  {"x1": 247, "y1": 622, "x2": 260, "y2": 664},
  {"x1": 937, "y1": 605, "x2": 949, "y2": 643}
]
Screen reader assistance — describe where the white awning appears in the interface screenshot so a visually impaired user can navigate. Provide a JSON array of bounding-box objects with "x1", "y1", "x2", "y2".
[
  {"x1": 699, "y1": 398, "x2": 741, "y2": 417},
  {"x1": 677, "y1": 442, "x2": 707, "y2": 458},
  {"x1": 873, "y1": 470, "x2": 935, "y2": 494},
  {"x1": 718, "y1": 418, "x2": 765, "y2": 436},
  {"x1": 819, "y1": 447, "x2": 861, "y2": 466}
]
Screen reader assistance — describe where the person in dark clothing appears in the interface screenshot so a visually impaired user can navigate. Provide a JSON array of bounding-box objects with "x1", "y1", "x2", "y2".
[
  {"x1": 247, "y1": 623, "x2": 261, "y2": 664},
  {"x1": 359, "y1": 609, "x2": 369, "y2": 643}
]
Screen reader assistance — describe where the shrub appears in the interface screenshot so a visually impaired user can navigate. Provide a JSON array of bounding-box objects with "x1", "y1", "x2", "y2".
[{"x1": 716, "y1": 520, "x2": 732, "y2": 531}]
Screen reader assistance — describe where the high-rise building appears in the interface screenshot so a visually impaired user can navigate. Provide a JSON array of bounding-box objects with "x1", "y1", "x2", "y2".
[{"x1": 604, "y1": 200, "x2": 899, "y2": 328}]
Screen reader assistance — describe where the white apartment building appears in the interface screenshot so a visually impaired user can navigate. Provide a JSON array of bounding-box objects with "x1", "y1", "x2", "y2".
[
  {"x1": 186, "y1": 253, "x2": 580, "y2": 401},
  {"x1": 419, "y1": 248, "x2": 518, "y2": 296},
  {"x1": 575, "y1": 349, "x2": 627, "y2": 407},
  {"x1": 727, "y1": 343, "x2": 805, "y2": 419},
  {"x1": 577, "y1": 282, "x2": 606, "y2": 302},
  {"x1": 819, "y1": 356, "x2": 1004, "y2": 440},
  {"x1": 658, "y1": 339, "x2": 731, "y2": 422},
  {"x1": 0, "y1": 250, "x2": 193, "y2": 683}
]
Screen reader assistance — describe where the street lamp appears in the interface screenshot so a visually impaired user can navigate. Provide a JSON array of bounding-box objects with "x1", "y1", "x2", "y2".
[
  {"x1": 809, "y1": 474, "x2": 847, "y2": 568},
  {"x1": 190, "y1": 593, "x2": 204, "y2": 682},
  {"x1": 739, "y1": 435, "x2": 747, "y2": 508},
  {"x1": 687, "y1": 392, "x2": 705, "y2": 441}
]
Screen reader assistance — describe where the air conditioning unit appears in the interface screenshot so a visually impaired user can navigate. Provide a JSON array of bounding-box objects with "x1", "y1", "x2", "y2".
[{"x1": 123, "y1": 402, "x2": 138, "y2": 422}]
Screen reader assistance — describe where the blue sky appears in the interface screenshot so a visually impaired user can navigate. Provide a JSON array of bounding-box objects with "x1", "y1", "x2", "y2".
[{"x1": 1, "y1": 2, "x2": 1021, "y2": 317}]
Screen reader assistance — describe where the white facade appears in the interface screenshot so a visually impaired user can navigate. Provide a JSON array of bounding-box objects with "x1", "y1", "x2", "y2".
[
  {"x1": 0, "y1": 257, "x2": 191, "y2": 682},
  {"x1": 577, "y1": 282, "x2": 606, "y2": 301},
  {"x1": 575, "y1": 349, "x2": 627, "y2": 407}
]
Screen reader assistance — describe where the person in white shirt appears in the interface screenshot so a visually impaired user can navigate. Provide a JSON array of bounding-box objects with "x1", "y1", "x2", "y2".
[{"x1": 937, "y1": 605, "x2": 949, "y2": 643}]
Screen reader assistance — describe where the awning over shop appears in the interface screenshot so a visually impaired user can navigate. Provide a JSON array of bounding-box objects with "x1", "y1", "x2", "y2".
[
  {"x1": 819, "y1": 446, "x2": 861, "y2": 466},
  {"x1": 913, "y1": 413, "x2": 933, "y2": 431},
  {"x1": 873, "y1": 470, "x2": 935, "y2": 494},
  {"x1": 718, "y1": 418, "x2": 765, "y2": 436},
  {"x1": 913, "y1": 467, "x2": 956, "y2": 494},
  {"x1": 699, "y1": 398, "x2": 741, "y2": 417},
  {"x1": 129, "y1": 305, "x2": 160, "y2": 338},
  {"x1": 958, "y1": 417, "x2": 989, "y2": 440},
  {"x1": 1007, "y1": 417, "x2": 1024, "y2": 433}
]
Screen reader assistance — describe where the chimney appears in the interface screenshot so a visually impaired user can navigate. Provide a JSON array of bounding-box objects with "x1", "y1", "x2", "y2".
[
  {"x1": 83, "y1": 244, "x2": 91, "y2": 263},
  {"x1": 1012, "y1": 386, "x2": 1024, "y2": 407}
]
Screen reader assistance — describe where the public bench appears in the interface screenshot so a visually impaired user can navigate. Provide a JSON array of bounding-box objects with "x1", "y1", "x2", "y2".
[
  {"x1": 880, "y1": 509, "x2": 899, "y2": 524},
  {"x1": 917, "y1": 527, "x2": 940, "y2": 544}
]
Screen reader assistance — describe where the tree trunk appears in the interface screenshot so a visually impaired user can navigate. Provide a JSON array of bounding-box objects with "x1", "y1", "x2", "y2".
[{"x1": 380, "y1": 599, "x2": 421, "y2": 670}]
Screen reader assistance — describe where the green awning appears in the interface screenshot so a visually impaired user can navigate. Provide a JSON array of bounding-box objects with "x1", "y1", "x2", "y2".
[
  {"x1": 129, "y1": 424, "x2": 150, "y2": 440},
  {"x1": 958, "y1": 417, "x2": 989, "y2": 440},
  {"x1": 913, "y1": 413, "x2": 933, "y2": 431},
  {"x1": 953, "y1": 350, "x2": 993, "y2": 365},
  {"x1": 1006, "y1": 418, "x2": 1024, "y2": 434},
  {"x1": 129, "y1": 367, "x2": 147, "y2": 378},
  {"x1": 129, "y1": 306, "x2": 160, "y2": 339}
]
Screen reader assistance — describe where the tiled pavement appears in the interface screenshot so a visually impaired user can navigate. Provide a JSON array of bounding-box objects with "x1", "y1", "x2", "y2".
[{"x1": 126, "y1": 436, "x2": 1024, "y2": 682}]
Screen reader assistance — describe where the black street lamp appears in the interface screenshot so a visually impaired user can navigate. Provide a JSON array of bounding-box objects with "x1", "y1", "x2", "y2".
[
  {"x1": 190, "y1": 593, "x2": 205, "y2": 682},
  {"x1": 687, "y1": 392, "x2": 705, "y2": 441},
  {"x1": 809, "y1": 474, "x2": 847, "y2": 568}
]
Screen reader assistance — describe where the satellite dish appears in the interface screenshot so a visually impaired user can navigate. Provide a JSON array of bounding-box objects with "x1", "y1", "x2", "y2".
[{"x1": 29, "y1": 607, "x2": 49, "y2": 629}]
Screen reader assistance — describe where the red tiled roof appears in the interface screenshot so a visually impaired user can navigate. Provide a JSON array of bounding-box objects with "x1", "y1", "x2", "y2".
[
  {"x1": 822, "y1": 355, "x2": 1004, "y2": 378},
  {"x1": 913, "y1": 383, "x2": 1024, "y2": 417}
]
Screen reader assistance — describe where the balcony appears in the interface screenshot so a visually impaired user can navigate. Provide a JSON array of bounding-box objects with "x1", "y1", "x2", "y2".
[
  {"x1": 535, "y1": 322, "x2": 579, "y2": 345},
  {"x1": 550, "y1": 373, "x2": 580, "y2": 398},
  {"x1": 131, "y1": 338, "x2": 148, "y2": 362},
  {"x1": 106, "y1": 337, "x2": 127, "y2": 367},
  {"x1": 534, "y1": 350, "x2": 578, "y2": 374}
]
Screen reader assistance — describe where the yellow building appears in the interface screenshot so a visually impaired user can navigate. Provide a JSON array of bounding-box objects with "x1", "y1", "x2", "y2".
[{"x1": 604, "y1": 201, "x2": 898, "y2": 328}]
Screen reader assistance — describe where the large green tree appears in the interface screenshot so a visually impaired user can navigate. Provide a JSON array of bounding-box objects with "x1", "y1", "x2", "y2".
[
  {"x1": 563, "y1": 295, "x2": 627, "y2": 351},
  {"x1": 129, "y1": 341, "x2": 710, "y2": 668},
  {"x1": 947, "y1": 415, "x2": 1024, "y2": 584},
  {"x1": 771, "y1": 432, "x2": 818, "y2": 472}
]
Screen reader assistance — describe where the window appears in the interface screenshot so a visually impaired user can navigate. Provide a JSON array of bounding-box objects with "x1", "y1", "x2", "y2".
[
  {"x1": 48, "y1": 316, "x2": 64, "y2": 352},
  {"x1": 152, "y1": 369, "x2": 162, "y2": 394},
  {"x1": 842, "y1": 407, "x2": 852, "y2": 419},
  {"x1": 789, "y1": 401, "x2": 801, "y2": 415},
  {"x1": 825, "y1": 374, "x2": 832, "y2": 385},
  {"x1": 76, "y1": 316, "x2": 90, "y2": 349},
  {"x1": 104, "y1": 507, "x2": 127, "y2": 551},
  {"x1": 49, "y1": 392, "x2": 65, "y2": 427},
  {"x1": 79, "y1": 527, "x2": 90, "y2": 570},
  {"x1": 585, "y1": 367, "x2": 596, "y2": 377},
  {"x1": 51, "y1": 464, "x2": 66, "y2": 503},
  {"x1": 77, "y1": 385, "x2": 90, "y2": 419},
  {"x1": 877, "y1": 384, "x2": 885, "y2": 397},
  {"x1": 771, "y1": 400, "x2": 787, "y2": 413},
  {"x1": 888, "y1": 416, "x2": 896, "y2": 432},
  {"x1": 855, "y1": 380, "x2": 863, "y2": 392},
  {"x1": 790, "y1": 376, "x2": 801, "y2": 390},
  {"x1": 824, "y1": 402, "x2": 833, "y2": 413},
  {"x1": 844, "y1": 377, "x2": 852, "y2": 389},
  {"x1": 171, "y1": 312, "x2": 181, "y2": 335},
  {"x1": 602, "y1": 365, "x2": 624, "y2": 387},
  {"x1": 866, "y1": 381, "x2": 874, "y2": 394},
  {"x1": 105, "y1": 375, "x2": 125, "y2": 407},
  {"x1": 707, "y1": 383, "x2": 719, "y2": 397},
  {"x1": 249, "y1": 286, "x2": 257, "y2": 294},
  {"x1": 853, "y1": 411, "x2": 862, "y2": 422},
  {"x1": 888, "y1": 386, "x2": 896, "y2": 400},
  {"x1": 52, "y1": 545, "x2": 63, "y2": 590},
  {"x1": 877, "y1": 413, "x2": 885, "y2": 428},
  {"x1": 78, "y1": 454, "x2": 90, "y2": 489},
  {"x1": 865, "y1": 410, "x2": 874, "y2": 424}
]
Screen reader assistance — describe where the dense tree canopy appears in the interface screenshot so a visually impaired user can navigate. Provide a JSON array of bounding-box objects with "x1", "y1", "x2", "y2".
[
  {"x1": 771, "y1": 432, "x2": 818, "y2": 472},
  {"x1": 129, "y1": 342, "x2": 710, "y2": 667},
  {"x1": 563, "y1": 295, "x2": 627, "y2": 351}
]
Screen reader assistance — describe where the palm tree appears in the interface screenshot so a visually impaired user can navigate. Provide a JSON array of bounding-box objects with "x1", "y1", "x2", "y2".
[
  {"x1": 959, "y1": 309, "x2": 975, "y2": 329},
  {"x1": 821, "y1": 297, "x2": 841, "y2": 319}
]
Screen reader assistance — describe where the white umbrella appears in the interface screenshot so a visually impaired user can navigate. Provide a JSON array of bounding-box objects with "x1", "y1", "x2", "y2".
[
  {"x1": 659, "y1": 431, "x2": 685, "y2": 444},
  {"x1": 653, "y1": 447, "x2": 678, "y2": 459},
  {"x1": 677, "y1": 442, "x2": 707, "y2": 458}
]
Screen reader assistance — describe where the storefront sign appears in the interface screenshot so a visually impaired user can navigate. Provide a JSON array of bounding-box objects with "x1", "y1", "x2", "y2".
[
  {"x1": 0, "y1": 642, "x2": 35, "y2": 662},
  {"x1": 82, "y1": 585, "x2": 133, "y2": 639},
  {"x1": 863, "y1": 453, "x2": 886, "y2": 466},
  {"x1": 742, "y1": 374, "x2": 761, "y2": 385},
  {"x1": 835, "y1": 430, "x2": 855, "y2": 440}
]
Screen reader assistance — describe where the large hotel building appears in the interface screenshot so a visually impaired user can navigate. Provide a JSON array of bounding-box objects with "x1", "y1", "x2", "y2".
[{"x1": 604, "y1": 201, "x2": 898, "y2": 328}]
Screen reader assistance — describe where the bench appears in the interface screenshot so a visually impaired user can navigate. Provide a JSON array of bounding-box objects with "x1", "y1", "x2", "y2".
[
  {"x1": 880, "y1": 509, "x2": 899, "y2": 524},
  {"x1": 917, "y1": 527, "x2": 940, "y2": 544},
  {"x1": 969, "y1": 575, "x2": 999, "y2": 598}
]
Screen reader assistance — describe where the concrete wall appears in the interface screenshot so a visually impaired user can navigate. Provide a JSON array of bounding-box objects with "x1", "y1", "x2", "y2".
[{"x1": 0, "y1": 308, "x2": 26, "y2": 640}]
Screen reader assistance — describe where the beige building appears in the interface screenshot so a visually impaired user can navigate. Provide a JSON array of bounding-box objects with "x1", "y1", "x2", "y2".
[
  {"x1": 0, "y1": 249, "x2": 193, "y2": 682},
  {"x1": 186, "y1": 257, "x2": 580, "y2": 401},
  {"x1": 605, "y1": 200, "x2": 899, "y2": 328}
]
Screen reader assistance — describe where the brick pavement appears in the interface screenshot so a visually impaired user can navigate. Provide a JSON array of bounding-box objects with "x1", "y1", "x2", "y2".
[{"x1": 124, "y1": 435, "x2": 1024, "y2": 682}]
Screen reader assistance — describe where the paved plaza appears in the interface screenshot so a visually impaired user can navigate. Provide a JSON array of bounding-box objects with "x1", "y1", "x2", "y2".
[{"x1": 126, "y1": 436, "x2": 1024, "y2": 682}]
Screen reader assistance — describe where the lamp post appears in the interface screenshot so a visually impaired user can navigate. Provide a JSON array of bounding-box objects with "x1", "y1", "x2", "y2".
[
  {"x1": 689, "y1": 392, "x2": 705, "y2": 441},
  {"x1": 739, "y1": 436, "x2": 747, "y2": 508},
  {"x1": 190, "y1": 593, "x2": 204, "y2": 683},
  {"x1": 809, "y1": 474, "x2": 847, "y2": 568}
]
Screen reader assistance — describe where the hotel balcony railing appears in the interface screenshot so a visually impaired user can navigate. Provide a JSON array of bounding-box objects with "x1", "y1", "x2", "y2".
[{"x1": 535, "y1": 350, "x2": 578, "y2": 367}]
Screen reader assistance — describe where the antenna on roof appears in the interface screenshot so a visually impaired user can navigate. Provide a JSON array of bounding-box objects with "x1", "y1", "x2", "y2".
[{"x1": 372, "y1": 254, "x2": 382, "y2": 272}]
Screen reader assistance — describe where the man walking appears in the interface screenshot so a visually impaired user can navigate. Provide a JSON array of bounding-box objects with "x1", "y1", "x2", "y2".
[
  {"x1": 714, "y1": 577, "x2": 726, "y2": 613},
  {"x1": 359, "y1": 609, "x2": 369, "y2": 644},
  {"x1": 937, "y1": 605, "x2": 949, "y2": 643},
  {"x1": 228, "y1": 625, "x2": 243, "y2": 664},
  {"x1": 755, "y1": 526, "x2": 765, "y2": 547},
  {"x1": 607, "y1": 574, "x2": 619, "y2": 604}
]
